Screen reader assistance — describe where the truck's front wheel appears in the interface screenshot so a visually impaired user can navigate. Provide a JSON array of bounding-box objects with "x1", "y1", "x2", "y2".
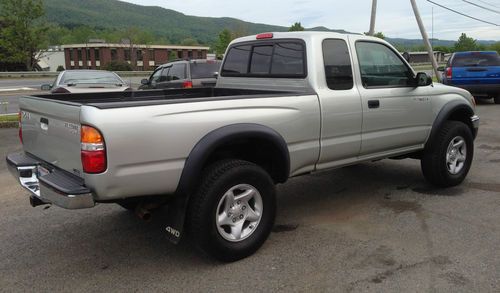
[
  {"x1": 421, "y1": 121, "x2": 473, "y2": 187},
  {"x1": 187, "y1": 160, "x2": 276, "y2": 262}
]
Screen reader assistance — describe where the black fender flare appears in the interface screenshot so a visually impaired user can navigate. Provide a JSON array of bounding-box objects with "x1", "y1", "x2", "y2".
[
  {"x1": 177, "y1": 123, "x2": 290, "y2": 195},
  {"x1": 425, "y1": 100, "x2": 475, "y2": 149},
  {"x1": 164, "y1": 123, "x2": 290, "y2": 244}
]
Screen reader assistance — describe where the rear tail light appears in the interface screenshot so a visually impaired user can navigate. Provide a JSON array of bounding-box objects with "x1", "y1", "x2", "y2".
[
  {"x1": 446, "y1": 67, "x2": 452, "y2": 79},
  {"x1": 182, "y1": 81, "x2": 193, "y2": 88},
  {"x1": 52, "y1": 87, "x2": 70, "y2": 94},
  {"x1": 81, "y1": 125, "x2": 106, "y2": 173},
  {"x1": 18, "y1": 111, "x2": 22, "y2": 144}
]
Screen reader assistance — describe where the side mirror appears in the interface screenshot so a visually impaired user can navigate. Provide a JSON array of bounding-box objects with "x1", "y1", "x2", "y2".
[
  {"x1": 416, "y1": 72, "x2": 432, "y2": 86},
  {"x1": 140, "y1": 78, "x2": 149, "y2": 85},
  {"x1": 41, "y1": 84, "x2": 52, "y2": 91},
  {"x1": 437, "y1": 66, "x2": 445, "y2": 72}
]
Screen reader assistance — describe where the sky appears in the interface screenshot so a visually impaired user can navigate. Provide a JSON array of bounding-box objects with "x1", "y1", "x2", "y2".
[{"x1": 120, "y1": 0, "x2": 500, "y2": 41}]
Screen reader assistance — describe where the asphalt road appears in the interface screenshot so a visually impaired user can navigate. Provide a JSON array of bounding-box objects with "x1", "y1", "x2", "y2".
[
  {"x1": 0, "y1": 103, "x2": 499, "y2": 292},
  {"x1": 0, "y1": 76, "x2": 147, "y2": 115}
]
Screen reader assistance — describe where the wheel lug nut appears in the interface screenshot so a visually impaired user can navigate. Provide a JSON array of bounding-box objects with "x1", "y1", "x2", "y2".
[
  {"x1": 237, "y1": 200, "x2": 241, "y2": 204},
  {"x1": 239, "y1": 214, "x2": 244, "y2": 219},
  {"x1": 232, "y1": 218, "x2": 237, "y2": 223},
  {"x1": 242, "y1": 206, "x2": 246, "y2": 210}
]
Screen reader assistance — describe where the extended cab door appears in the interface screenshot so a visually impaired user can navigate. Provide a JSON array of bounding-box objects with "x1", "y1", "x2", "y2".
[
  {"x1": 316, "y1": 38, "x2": 363, "y2": 170},
  {"x1": 349, "y1": 37, "x2": 433, "y2": 156}
]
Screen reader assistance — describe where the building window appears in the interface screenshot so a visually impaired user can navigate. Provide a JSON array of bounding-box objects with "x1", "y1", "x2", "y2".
[
  {"x1": 77, "y1": 49, "x2": 82, "y2": 61},
  {"x1": 136, "y1": 49, "x2": 143, "y2": 61},
  {"x1": 111, "y1": 48, "x2": 117, "y2": 60},
  {"x1": 188, "y1": 51, "x2": 193, "y2": 59},
  {"x1": 124, "y1": 49, "x2": 131, "y2": 61},
  {"x1": 149, "y1": 49, "x2": 154, "y2": 60},
  {"x1": 86, "y1": 48, "x2": 91, "y2": 60},
  {"x1": 177, "y1": 51, "x2": 182, "y2": 59},
  {"x1": 95, "y1": 49, "x2": 100, "y2": 61},
  {"x1": 69, "y1": 49, "x2": 74, "y2": 61}
]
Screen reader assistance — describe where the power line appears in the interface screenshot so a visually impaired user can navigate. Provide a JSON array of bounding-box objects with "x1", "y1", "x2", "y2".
[
  {"x1": 475, "y1": 0, "x2": 500, "y2": 9},
  {"x1": 426, "y1": 0, "x2": 500, "y2": 26},
  {"x1": 462, "y1": 0, "x2": 500, "y2": 14}
]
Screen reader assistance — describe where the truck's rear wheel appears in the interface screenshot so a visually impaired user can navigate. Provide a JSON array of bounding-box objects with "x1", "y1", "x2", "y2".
[
  {"x1": 187, "y1": 160, "x2": 276, "y2": 262},
  {"x1": 421, "y1": 121, "x2": 473, "y2": 187},
  {"x1": 494, "y1": 96, "x2": 500, "y2": 104}
]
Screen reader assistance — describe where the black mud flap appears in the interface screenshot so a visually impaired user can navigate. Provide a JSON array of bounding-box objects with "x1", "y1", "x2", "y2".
[{"x1": 164, "y1": 194, "x2": 190, "y2": 244}]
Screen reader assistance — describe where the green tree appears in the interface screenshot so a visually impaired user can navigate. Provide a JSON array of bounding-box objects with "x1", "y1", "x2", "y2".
[
  {"x1": 180, "y1": 38, "x2": 199, "y2": 46},
  {"x1": 0, "y1": 0, "x2": 48, "y2": 70},
  {"x1": 454, "y1": 33, "x2": 477, "y2": 52},
  {"x1": 488, "y1": 42, "x2": 500, "y2": 54},
  {"x1": 365, "y1": 31, "x2": 385, "y2": 39},
  {"x1": 288, "y1": 22, "x2": 305, "y2": 32},
  {"x1": 373, "y1": 32, "x2": 385, "y2": 40},
  {"x1": 215, "y1": 29, "x2": 233, "y2": 55},
  {"x1": 104, "y1": 60, "x2": 133, "y2": 71}
]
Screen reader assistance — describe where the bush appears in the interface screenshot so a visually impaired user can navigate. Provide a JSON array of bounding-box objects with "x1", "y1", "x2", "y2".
[
  {"x1": 56, "y1": 65, "x2": 65, "y2": 71},
  {"x1": 104, "y1": 61, "x2": 133, "y2": 71}
]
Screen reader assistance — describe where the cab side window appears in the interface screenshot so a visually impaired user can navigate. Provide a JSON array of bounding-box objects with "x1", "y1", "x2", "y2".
[
  {"x1": 322, "y1": 39, "x2": 353, "y2": 90},
  {"x1": 356, "y1": 41, "x2": 414, "y2": 88}
]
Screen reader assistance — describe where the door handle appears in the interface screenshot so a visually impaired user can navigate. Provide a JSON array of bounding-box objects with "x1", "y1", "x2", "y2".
[{"x1": 368, "y1": 100, "x2": 380, "y2": 109}]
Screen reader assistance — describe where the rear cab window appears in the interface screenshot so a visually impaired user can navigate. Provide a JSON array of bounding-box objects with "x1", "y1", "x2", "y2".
[
  {"x1": 452, "y1": 52, "x2": 500, "y2": 67},
  {"x1": 221, "y1": 40, "x2": 306, "y2": 78},
  {"x1": 322, "y1": 39, "x2": 353, "y2": 90}
]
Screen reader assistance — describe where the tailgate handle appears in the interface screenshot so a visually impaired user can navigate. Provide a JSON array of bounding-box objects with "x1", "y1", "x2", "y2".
[
  {"x1": 40, "y1": 117, "x2": 49, "y2": 125},
  {"x1": 467, "y1": 68, "x2": 487, "y2": 72}
]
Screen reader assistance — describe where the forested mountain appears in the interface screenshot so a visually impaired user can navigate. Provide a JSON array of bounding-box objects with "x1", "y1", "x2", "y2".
[{"x1": 41, "y1": 0, "x2": 495, "y2": 49}]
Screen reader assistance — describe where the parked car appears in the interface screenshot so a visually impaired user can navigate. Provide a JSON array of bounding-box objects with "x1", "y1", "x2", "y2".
[
  {"x1": 139, "y1": 59, "x2": 221, "y2": 89},
  {"x1": 8, "y1": 32, "x2": 479, "y2": 262},
  {"x1": 439, "y1": 51, "x2": 500, "y2": 103},
  {"x1": 41, "y1": 70, "x2": 131, "y2": 93}
]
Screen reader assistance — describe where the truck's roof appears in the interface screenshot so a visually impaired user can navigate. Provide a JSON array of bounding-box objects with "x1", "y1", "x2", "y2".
[{"x1": 230, "y1": 31, "x2": 375, "y2": 45}]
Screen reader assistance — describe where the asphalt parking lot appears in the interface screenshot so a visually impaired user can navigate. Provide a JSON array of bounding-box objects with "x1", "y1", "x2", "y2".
[{"x1": 0, "y1": 102, "x2": 499, "y2": 292}]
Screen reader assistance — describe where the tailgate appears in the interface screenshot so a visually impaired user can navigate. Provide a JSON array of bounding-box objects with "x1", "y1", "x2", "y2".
[
  {"x1": 452, "y1": 66, "x2": 500, "y2": 85},
  {"x1": 19, "y1": 96, "x2": 83, "y2": 176}
]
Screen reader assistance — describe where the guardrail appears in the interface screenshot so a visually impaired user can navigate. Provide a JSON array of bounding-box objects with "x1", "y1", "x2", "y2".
[{"x1": 0, "y1": 71, "x2": 153, "y2": 78}]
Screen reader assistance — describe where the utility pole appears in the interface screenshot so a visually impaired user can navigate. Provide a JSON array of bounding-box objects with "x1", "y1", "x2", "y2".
[
  {"x1": 410, "y1": 0, "x2": 441, "y2": 81},
  {"x1": 368, "y1": 0, "x2": 377, "y2": 36}
]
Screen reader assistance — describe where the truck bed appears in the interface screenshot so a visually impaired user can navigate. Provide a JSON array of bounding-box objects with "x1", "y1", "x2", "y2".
[{"x1": 31, "y1": 88, "x2": 309, "y2": 109}]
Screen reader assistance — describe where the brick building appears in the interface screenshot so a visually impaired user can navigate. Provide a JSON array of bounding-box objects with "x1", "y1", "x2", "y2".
[{"x1": 62, "y1": 43, "x2": 210, "y2": 71}]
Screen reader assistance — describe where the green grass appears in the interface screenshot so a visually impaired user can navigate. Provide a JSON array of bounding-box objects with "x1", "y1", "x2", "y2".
[{"x1": 0, "y1": 114, "x2": 18, "y2": 122}]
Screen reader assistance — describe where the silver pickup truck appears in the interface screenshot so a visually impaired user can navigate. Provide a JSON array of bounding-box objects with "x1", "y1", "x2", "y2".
[{"x1": 7, "y1": 32, "x2": 479, "y2": 261}]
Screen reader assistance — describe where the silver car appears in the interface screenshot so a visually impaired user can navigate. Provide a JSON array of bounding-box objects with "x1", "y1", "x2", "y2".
[{"x1": 41, "y1": 70, "x2": 131, "y2": 93}]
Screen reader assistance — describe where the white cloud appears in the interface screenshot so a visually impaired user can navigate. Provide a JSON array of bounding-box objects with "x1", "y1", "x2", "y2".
[{"x1": 120, "y1": 0, "x2": 500, "y2": 40}]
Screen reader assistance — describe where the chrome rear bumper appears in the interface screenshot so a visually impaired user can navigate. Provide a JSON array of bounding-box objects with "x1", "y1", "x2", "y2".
[{"x1": 6, "y1": 152, "x2": 95, "y2": 209}]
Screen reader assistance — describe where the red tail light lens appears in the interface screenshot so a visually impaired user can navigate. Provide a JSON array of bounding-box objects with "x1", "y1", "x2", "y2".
[
  {"x1": 81, "y1": 125, "x2": 106, "y2": 173},
  {"x1": 81, "y1": 150, "x2": 106, "y2": 173},
  {"x1": 182, "y1": 81, "x2": 193, "y2": 88},
  {"x1": 446, "y1": 67, "x2": 452, "y2": 79},
  {"x1": 18, "y1": 111, "x2": 22, "y2": 144}
]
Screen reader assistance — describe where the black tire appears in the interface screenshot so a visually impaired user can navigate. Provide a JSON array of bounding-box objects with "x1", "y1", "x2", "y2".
[
  {"x1": 187, "y1": 159, "x2": 276, "y2": 262},
  {"x1": 421, "y1": 121, "x2": 473, "y2": 187},
  {"x1": 494, "y1": 96, "x2": 500, "y2": 104}
]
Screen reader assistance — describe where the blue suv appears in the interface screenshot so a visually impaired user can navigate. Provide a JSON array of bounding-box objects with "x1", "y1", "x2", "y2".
[{"x1": 440, "y1": 51, "x2": 500, "y2": 104}]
